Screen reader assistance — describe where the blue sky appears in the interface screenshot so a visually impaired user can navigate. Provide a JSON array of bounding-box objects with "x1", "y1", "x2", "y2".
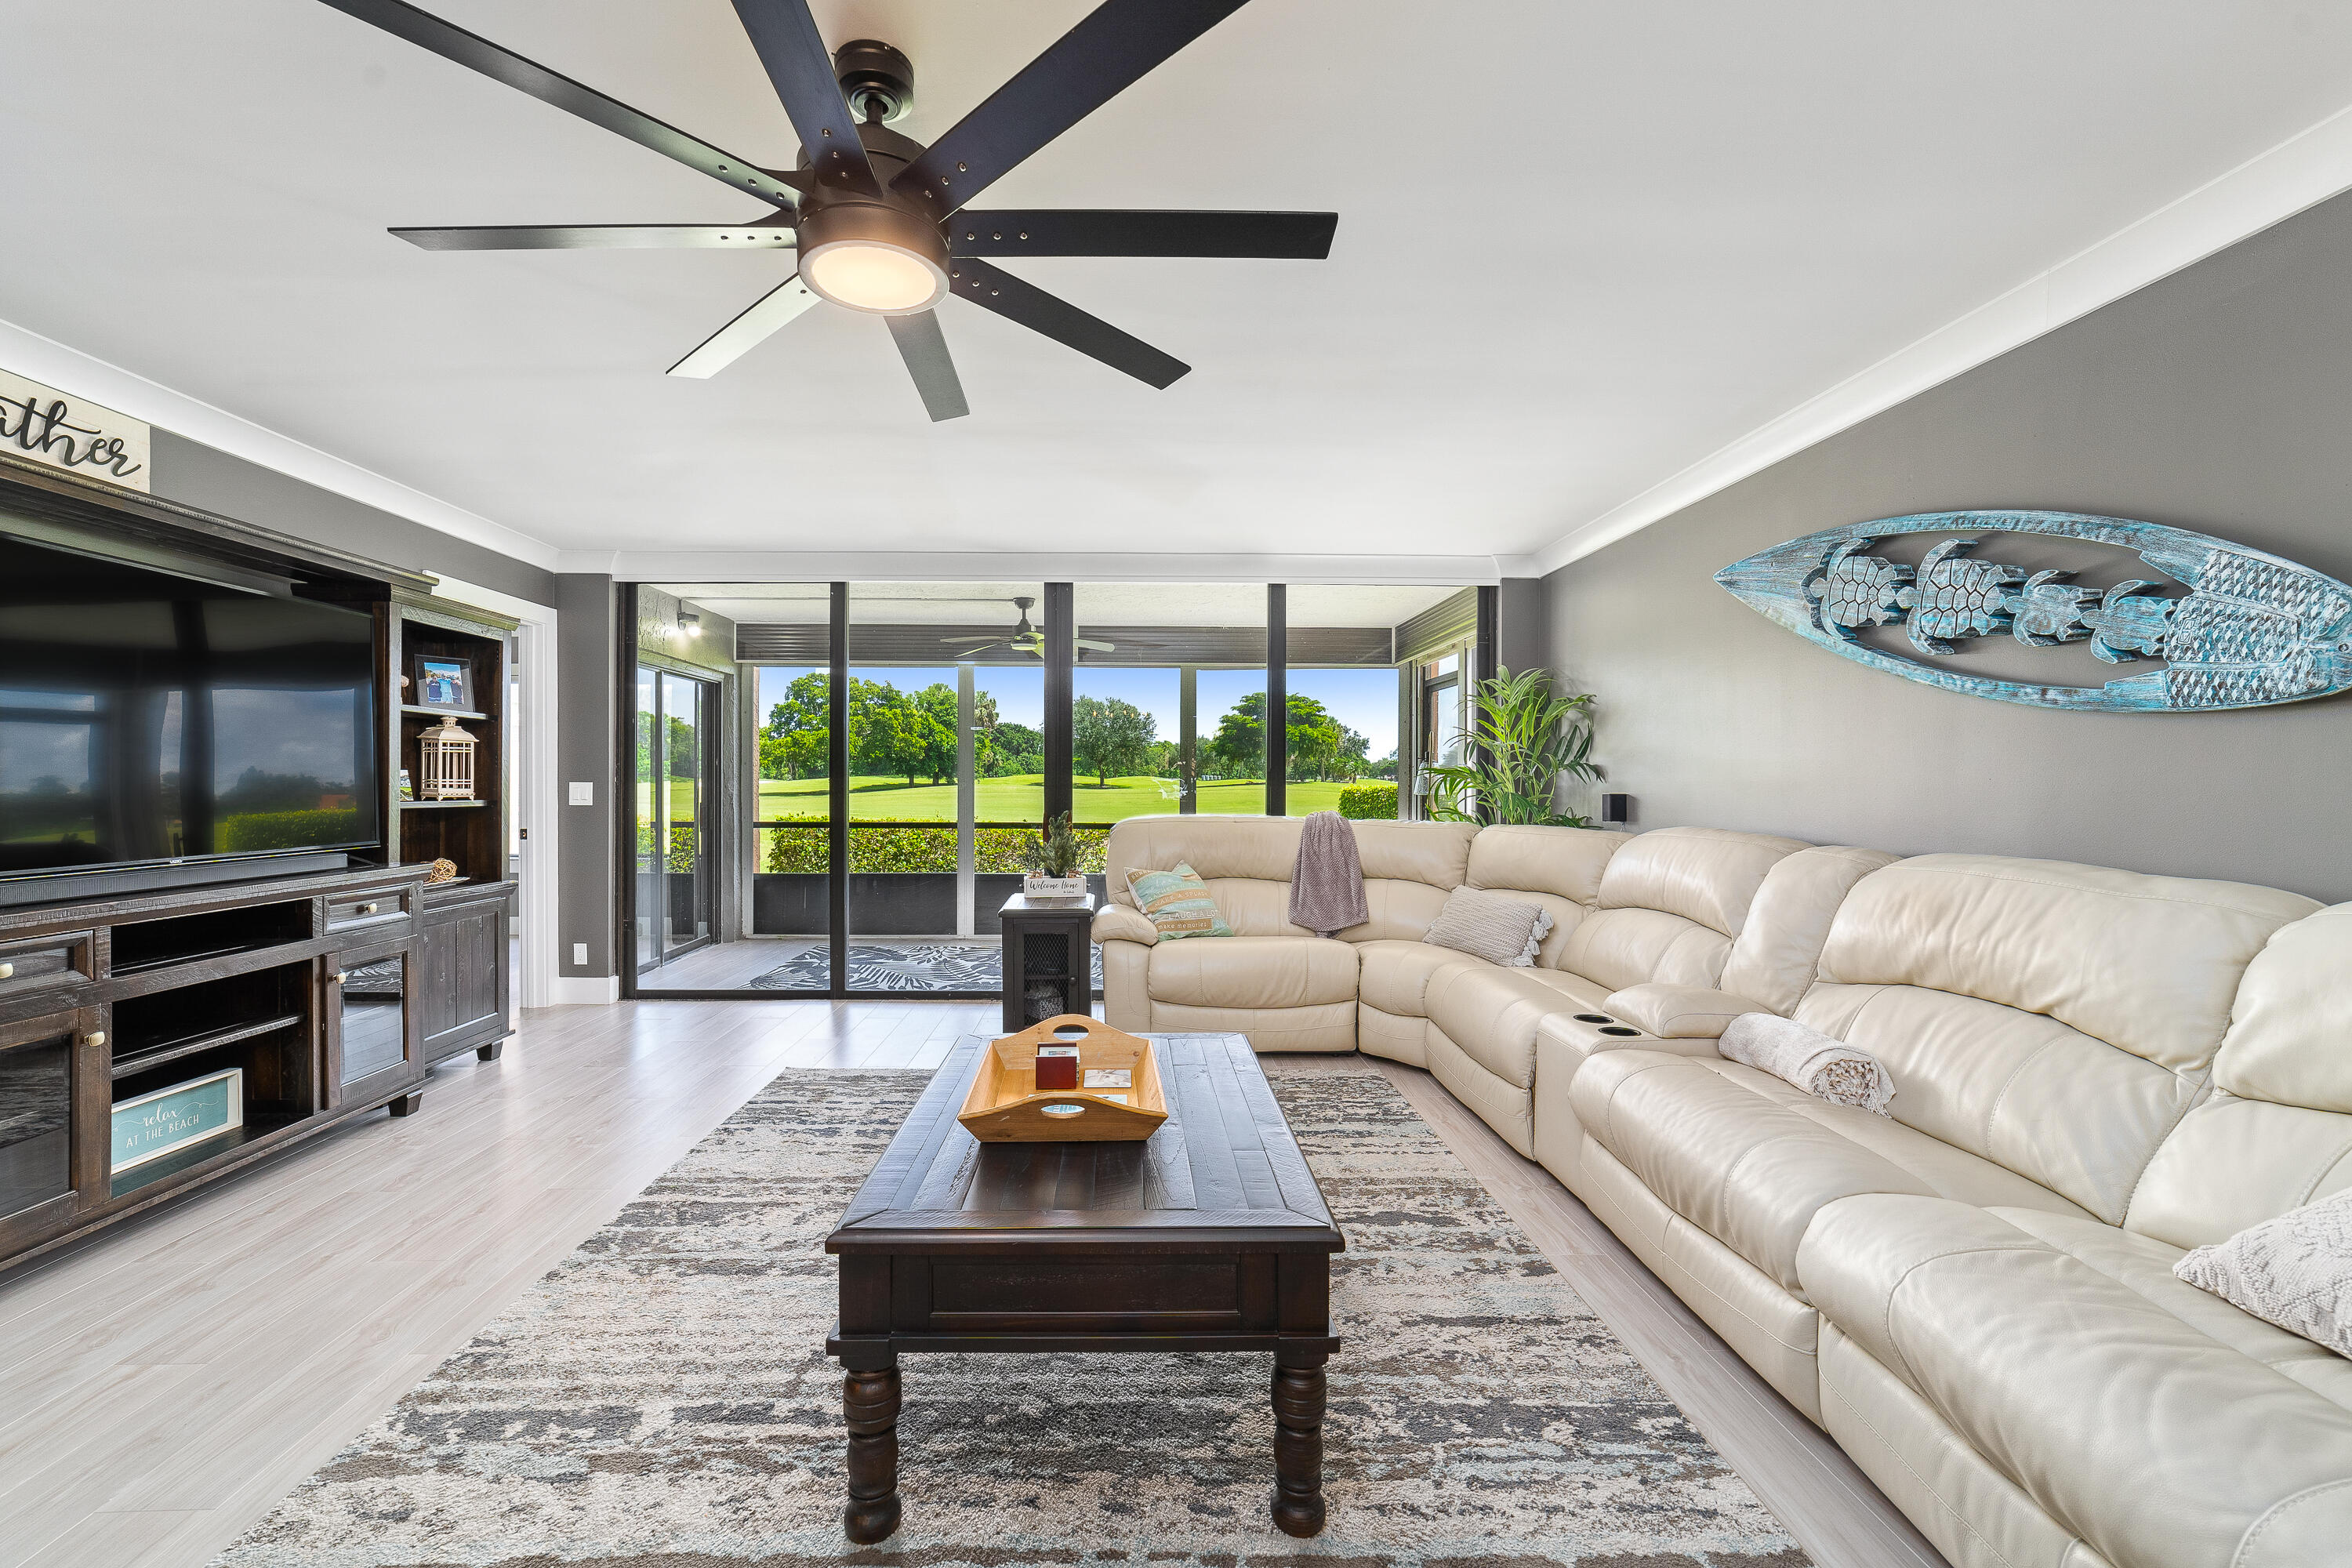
[{"x1": 759, "y1": 664, "x2": 1399, "y2": 757}]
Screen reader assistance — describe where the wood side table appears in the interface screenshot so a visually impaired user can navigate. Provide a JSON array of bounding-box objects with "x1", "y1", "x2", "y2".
[
  {"x1": 825, "y1": 1032, "x2": 1345, "y2": 1543},
  {"x1": 996, "y1": 891, "x2": 1095, "y2": 1033}
]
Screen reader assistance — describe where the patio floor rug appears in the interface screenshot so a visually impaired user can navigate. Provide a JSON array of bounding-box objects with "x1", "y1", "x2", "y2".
[{"x1": 749, "y1": 939, "x2": 1103, "y2": 995}]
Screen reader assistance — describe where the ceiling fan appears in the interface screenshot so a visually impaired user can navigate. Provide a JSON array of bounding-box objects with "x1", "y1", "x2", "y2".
[
  {"x1": 314, "y1": 0, "x2": 1338, "y2": 421},
  {"x1": 941, "y1": 597, "x2": 1114, "y2": 659}
]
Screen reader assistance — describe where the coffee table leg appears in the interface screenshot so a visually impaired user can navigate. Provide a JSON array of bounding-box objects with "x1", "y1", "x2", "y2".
[
  {"x1": 843, "y1": 1363, "x2": 902, "y2": 1543},
  {"x1": 1270, "y1": 1349, "x2": 1328, "y2": 1537}
]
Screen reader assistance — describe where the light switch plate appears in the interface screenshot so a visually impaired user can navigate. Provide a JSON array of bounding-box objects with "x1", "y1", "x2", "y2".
[
  {"x1": 572, "y1": 942, "x2": 588, "y2": 966},
  {"x1": 568, "y1": 782, "x2": 593, "y2": 806}
]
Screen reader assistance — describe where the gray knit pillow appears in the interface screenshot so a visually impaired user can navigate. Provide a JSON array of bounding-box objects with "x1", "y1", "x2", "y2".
[
  {"x1": 1421, "y1": 887, "x2": 1553, "y2": 967},
  {"x1": 2174, "y1": 1186, "x2": 2352, "y2": 1357}
]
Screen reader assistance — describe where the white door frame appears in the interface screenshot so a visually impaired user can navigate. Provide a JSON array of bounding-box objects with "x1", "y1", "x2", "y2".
[{"x1": 430, "y1": 576, "x2": 561, "y2": 1009}]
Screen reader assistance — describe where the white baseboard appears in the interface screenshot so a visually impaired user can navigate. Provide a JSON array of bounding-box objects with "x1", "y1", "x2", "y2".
[{"x1": 540, "y1": 975, "x2": 621, "y2": 1007}]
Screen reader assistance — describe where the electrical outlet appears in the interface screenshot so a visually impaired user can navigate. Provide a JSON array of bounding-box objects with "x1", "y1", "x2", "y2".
[
  {"x1": 568, "y1": 782, "x2": 593, "y2": 806},
  {"x1": 572, "y1": 942, "x2": 587, "y2": 966}
]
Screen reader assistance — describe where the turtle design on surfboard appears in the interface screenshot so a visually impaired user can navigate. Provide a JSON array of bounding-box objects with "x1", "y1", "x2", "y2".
[{"x1": 1715, "y1": 510, "x2": 2352, "y2": 712}]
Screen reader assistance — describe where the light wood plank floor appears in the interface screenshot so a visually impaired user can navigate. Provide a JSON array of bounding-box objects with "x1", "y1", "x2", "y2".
[{"x1": 0, "y1": 1000, "x2": 1944, "y2": 1568}]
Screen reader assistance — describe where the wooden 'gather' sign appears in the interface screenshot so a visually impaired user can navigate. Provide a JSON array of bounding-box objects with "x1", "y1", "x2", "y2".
[{"x1": 1, "y1": 366, "x2": 150, "y2": 492}]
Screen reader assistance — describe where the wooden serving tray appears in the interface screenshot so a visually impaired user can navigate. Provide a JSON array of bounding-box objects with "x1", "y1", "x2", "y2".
[{"x1": 956, "y1": 1015, "x2": 1170, "y2": 1142}]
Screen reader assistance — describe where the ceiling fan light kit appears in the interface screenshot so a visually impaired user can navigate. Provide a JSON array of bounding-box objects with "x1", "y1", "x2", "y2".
[
  {"x1": 797, "y1": 214, "x2": 950, "y2": 315},
  {"x1": 314, "y1": 0, "x2": 1336, "y2": 421},
  {"x1": 937, "y1": 596, "x2": 1117, "y2": 659}
]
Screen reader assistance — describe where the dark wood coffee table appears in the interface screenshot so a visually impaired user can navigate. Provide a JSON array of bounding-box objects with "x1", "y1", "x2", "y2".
[{"x1": 826, "y1": 1032, "x2": 1345, "y2": 1544}]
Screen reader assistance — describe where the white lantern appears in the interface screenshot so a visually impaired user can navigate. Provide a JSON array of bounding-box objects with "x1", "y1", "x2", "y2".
[{"x1": 418, "y1": 717, "x2": 477, "y2": 800}]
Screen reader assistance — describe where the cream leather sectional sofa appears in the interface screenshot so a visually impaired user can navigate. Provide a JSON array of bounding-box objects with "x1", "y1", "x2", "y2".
[{"x1": 1094, "y1": 815, "x2": 2352, "y2": 1568}]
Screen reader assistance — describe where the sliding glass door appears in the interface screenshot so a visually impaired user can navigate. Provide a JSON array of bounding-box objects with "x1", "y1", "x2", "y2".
[{"x1": 634, "y1": 665, "x2": 716, "y2": 973}]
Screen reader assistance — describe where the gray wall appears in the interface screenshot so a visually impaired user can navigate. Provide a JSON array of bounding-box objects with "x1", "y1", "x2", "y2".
[
  {"x1": 1546, "y1": 187, "x2": 2352, "y2": 902},
  {"x1": 151, "y1": 430, "x2": 557, "y2": 608},
  {"x1": 1495, "y1": 577, "x2": 1549, "y2": 677},
  {"x1": 557, "y1": 574, "x2": 617, "y2": 978}
]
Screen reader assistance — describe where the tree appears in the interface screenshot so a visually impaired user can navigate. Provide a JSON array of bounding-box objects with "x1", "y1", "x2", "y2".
[
  {"x1": 1282, "y1": 694, "x2": 1342, "y2": 782},
  {"x1": 1207, "y1": 691, "x2": 1269, "y2": 779},
  {"x1": 759, "y1": 673, "x2": 829, "y2": 780},
  {"x1": 914, "y1": 684, "x2": 960, "y2": 786},
  {"x1": 1206, "y1": 691, "x2": 1350, "y2": 781},
  {"x1": 847, "y1": 679, "x2": 948, "y2": 787},
  {"x1": 1329, "y1": 723, "x2": 1371, "y2": 781},
  {"x1": 988, "y1": 720, "x2": 1044, "y2": 777},
  {"x1": 1072, "y1": 695, "x2": 1156, "y2": 786}
]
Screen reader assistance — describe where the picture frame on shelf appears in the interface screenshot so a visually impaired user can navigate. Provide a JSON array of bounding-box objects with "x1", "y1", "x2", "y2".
[{"x1": 413, "y1": 655, "x2": 473, "y2": 712}]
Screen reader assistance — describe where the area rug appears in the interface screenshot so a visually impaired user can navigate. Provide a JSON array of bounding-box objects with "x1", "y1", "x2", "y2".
[
  {"x1": 749, "y1": 940, "x2": 1103, "y2": 994},
  {"x1": 212, "y1": 1068, "x2": 1807, "y2": 1567}
]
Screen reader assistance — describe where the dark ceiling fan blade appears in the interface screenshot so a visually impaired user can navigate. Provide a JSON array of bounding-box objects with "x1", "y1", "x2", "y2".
[
  {"x1": 728, "y1": 0, "x2": 884, "y2": 198},
  {"x1": 392, "y1": 223, "x2": 797, "y2": 251},
  {"x1": 946, "y1": 210, "x2": 1335, "y2": 259},
  {"x1": 314, "y1": 0, "x2": 800, "y2": 209},
  {"x1": 949, "y1": 259, "x2": 1188, "y2": 389},
  {"x1": 884, "y1": 310, "x2": 971, "y2": 422},
  {"x1": 892, "y1": 0, "x2": 1252, "y2": 220},
  {"x1": 666, "y1": 273, "x2": 820, "y2": 378}
]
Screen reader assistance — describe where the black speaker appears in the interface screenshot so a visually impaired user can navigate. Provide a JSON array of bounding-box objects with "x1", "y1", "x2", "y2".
[{"x1": 1599, "y1": 793, "x2": 1632, "y2": 826}]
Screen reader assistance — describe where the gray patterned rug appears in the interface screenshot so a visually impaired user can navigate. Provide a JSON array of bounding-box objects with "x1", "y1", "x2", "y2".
[
  {"x1": 213, "y1": 1069, "x2": 1806, "y2": 1567},
  {"x1": 749, "y1": 940, "x2": 1104, "y2": 994}
]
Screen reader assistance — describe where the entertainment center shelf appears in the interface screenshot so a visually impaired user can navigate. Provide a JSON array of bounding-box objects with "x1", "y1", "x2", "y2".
[{"x1": 0, "y1": 456, "x2": 521, "y2": 1275}]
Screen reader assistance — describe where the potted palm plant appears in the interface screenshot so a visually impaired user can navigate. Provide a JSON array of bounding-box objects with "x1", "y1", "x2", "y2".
[
  {"x1": 1021, "y1": 811, "x2": 1090, "y2": 903},
  {"x1": 1421, "y1": 666, "x2": 1599, "y2": 826}
]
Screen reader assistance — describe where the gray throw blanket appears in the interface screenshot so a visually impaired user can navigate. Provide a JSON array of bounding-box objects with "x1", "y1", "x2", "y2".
[{"x1": 1289, "y1": 811, "x2": 1369, "y2": 938}]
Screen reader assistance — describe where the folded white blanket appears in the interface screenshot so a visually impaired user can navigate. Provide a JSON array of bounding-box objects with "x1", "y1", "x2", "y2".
[{"x1": 1719, "y1": 1013, "x2": 1895, "y2": 1116}]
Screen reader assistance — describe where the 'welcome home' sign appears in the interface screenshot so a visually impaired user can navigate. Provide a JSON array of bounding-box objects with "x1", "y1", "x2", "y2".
[{"x1": 0, "y1": 367, "x2": 149, "y2": 492}]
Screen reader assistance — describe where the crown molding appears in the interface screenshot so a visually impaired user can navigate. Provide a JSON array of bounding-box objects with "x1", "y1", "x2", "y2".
[
  {"x1": 1521, "y1": 94, "x2": 2352, "y2": 579},
  {"x1": 558, "y1": 549, "x2": 1506, "y2": 585},
  {"x1": 0, "y1": 316, "x2": 559, "y2": 573}
]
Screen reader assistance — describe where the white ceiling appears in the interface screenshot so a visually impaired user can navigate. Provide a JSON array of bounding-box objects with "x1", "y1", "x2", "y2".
[{"x1": 9, "y1": 2, "x2": 2352, "y2": 572}]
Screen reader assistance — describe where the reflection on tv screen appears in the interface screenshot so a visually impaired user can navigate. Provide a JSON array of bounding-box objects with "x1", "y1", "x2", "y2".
[{"x1": 0, "y1": 535, "x2": 379, "y2": 876}]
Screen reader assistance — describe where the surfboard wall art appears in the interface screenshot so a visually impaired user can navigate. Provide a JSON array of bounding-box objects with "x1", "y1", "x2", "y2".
[{"x1": 1715, "y1": 510, "x2": 2352, "y2": 713}]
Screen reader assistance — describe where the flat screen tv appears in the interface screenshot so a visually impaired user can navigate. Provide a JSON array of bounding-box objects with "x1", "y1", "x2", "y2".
[{"x1": 0, "y1": 532, "x2": 380, "y2": 880}]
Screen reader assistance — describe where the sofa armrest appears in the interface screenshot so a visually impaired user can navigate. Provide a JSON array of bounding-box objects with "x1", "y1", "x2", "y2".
[
  {"x1": 1092, "y1": 903, "x2": 1160, "y2": 946},
  {"x1": 1534, "y1": 1008, "x2": 1721, "y2": 1080},
  {"x1": 1602, "y1": 983, "x2": 1761, "y2": 1040}
]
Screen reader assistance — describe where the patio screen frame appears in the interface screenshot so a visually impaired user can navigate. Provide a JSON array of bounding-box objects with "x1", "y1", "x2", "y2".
[{"x1": 619, "y1": 581, "x2": 1487, "y2": 1000}]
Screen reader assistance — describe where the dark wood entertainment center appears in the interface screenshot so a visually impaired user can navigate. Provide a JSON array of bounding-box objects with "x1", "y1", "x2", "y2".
[{"x1": 0, "y1": 456, "x2": 518, "y2": 1272}]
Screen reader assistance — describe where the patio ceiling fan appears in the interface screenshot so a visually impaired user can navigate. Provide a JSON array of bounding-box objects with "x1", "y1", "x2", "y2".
[
  {"x1": 314, "y1": 0, "x2": 1338, "y2": 422},
  {"x1": 941, "y1": 597, "x2": 1114, "y2": 659}
]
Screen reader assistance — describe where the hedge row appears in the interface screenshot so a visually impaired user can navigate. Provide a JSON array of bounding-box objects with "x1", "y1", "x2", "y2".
[
  {"x1": 635, "y1": 823, "x2": 697, "y2": 873},
  {"x1": 760, "y1": 818, "x2": 1110, "y2": 875},
  {"x1": 1337, "y1": 782, "x2": 1398, "y2": 819}
]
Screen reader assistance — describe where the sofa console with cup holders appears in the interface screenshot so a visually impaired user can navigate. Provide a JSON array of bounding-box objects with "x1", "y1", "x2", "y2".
[{"x1": 1094, "y1": 815, "x2": 2352, "y2": 1568}]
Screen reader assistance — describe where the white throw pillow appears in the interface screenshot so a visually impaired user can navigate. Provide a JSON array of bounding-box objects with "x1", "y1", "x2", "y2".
[
  {"x1": 1420, "y1": 887, "x2": 1552, "y2": 967},
  {"x1": 2173, "y1": 1187, "x2": 2352, "y2": 1358}
]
